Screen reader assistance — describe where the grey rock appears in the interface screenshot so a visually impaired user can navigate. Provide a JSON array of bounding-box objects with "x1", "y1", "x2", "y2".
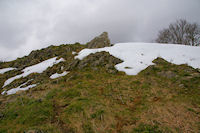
[{"x1": 87, "y1": 32, "x2": 111, "y2": 48}]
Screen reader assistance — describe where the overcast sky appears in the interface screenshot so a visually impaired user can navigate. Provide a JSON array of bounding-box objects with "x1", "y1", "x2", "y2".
[{"x1": 0, "y1": 0, "x2": 200, "y2": 61}]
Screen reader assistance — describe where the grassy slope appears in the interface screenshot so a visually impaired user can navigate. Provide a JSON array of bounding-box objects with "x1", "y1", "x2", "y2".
[{"x1": 0, "y1": 57, "x2": 200, "y2": 133}]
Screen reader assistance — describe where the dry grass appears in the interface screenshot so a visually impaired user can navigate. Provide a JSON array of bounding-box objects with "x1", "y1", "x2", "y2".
[{"x1": 139, "y1": 102, "x2": 200, "y2": 133}]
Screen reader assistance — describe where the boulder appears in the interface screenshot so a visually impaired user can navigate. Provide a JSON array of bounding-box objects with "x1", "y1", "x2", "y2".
[{"x1": 87, "y1": 32, "x2": 111, "y2": 48}]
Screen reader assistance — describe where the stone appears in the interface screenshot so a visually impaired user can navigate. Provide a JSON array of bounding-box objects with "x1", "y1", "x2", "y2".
[{"x1": 87, "y1": 32, "x2": 111, "y2": 48}]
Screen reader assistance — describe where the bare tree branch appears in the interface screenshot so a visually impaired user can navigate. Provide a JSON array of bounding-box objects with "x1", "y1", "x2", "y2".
[{"x1": 156, "y1": 19, "x2": 200, "y2": 46}]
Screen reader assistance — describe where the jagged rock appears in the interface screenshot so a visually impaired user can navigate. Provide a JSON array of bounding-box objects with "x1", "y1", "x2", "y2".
[{"x1": 87, "y1": 32, "x2": 111, "y2": 48}]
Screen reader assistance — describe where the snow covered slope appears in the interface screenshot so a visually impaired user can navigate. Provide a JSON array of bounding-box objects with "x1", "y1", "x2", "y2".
[{"x1": 76, "y1": 43, "x2": 200, "y2": 75}]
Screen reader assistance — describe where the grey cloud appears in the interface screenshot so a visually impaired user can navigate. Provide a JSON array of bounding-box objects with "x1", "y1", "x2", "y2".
[{"x1": 0, "y1": 0, "x2": 200, "y2": 61}]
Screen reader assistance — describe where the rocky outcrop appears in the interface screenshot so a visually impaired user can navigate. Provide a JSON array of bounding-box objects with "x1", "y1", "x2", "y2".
[
  {"x1": 67, "y1": 52, "x2": 122, "y2": 73},
  {"x1": 87, "y1": 32, "x2": 111, "y2": 48}
]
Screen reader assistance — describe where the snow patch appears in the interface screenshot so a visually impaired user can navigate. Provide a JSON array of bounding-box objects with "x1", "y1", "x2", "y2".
[
  {"x1": 0, "y1": 68, "x2": 16, "y2": 74},
  {"x1": 72, "y1": 51, "x2": 77, "y2": 55},
  {"x1": 50, "y1": 71, "x2": 69, "y2": 79},
  {"x1": 1, "y1": 91, "x2": 6, "y2": 95},
  {"x1": 6, "y1": 84, "x2": 37, "y2": 95},
  {"x1": 75, "y1": 43, "x2": 200, "y2": 75},
  {"x1": 2, "y1": 80, "x2": 36, "y2": 95},
  {"x1": 3, "y1": 57, "x2": 64, "y2": 87}
]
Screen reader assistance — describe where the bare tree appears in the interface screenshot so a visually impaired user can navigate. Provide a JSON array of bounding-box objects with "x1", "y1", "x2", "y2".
[{"x1": 156, "y1": 19, "x2": 200, "y2": 46}]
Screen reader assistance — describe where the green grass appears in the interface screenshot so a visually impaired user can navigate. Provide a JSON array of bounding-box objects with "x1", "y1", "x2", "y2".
[
  {"x1": 91, "y1": 109, "x2": 105, "y2": 119},
  {"x1": 0, "y1": 97, "x2": 54, "y2": 132},
  {"x1": 132, "y1": 123, "x2": 163, "y2": 133},
  {"x1": 82, "y1": 122, "x2": 95, "y2": 133}
]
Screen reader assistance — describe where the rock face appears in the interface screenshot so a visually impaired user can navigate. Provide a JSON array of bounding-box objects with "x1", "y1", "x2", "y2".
[{"x1": 87, "y1": 32, "x2": 111, "y2": 48}]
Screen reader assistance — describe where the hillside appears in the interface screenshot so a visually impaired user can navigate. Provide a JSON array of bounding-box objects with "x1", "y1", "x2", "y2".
[{"x1": 0, "y1": 32, "x2": 200, "y2": 133}]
